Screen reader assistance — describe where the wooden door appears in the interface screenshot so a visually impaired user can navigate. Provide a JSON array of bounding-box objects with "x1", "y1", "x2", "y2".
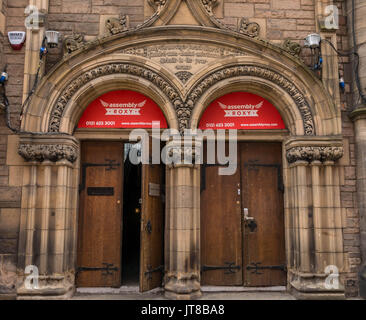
[
  {"x1": 77, "y1": 141, "x2": 123, "y2": 287},
  {"x1": 139, "y1": 160, "x2": 164, "y2": 292},
  {"x1": 201, "y1": 157, "x2": 243, "y2": 285},
  {"x1": 240, "y1": 142, "x2": 286, "y2": 286}
]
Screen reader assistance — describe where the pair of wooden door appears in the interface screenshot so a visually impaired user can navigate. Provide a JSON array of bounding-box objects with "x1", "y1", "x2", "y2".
[
  {"x1": 76, "y1": 141, "x2": 164, "y2": 292},
  {"x1": 201, "y1": 142, "x2": 286, "y2": 286}
]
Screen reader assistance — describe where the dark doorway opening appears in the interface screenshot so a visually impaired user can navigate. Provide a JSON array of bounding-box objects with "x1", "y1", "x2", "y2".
[{"x1": 122, "y1": 144, "x2": 142, "y2": 286}]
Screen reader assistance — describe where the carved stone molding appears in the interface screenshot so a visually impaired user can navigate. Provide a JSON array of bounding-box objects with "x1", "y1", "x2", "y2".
[
  {"x1": 187, "y1": 65, "x2": 315, "y2": 135},
  {"x1": 18, "y1": 134, "x2": 79, "y2": 163},
  {"x1": 201, "y1": 0, "x2": 219, "y2": 14},
  {"x1": 148, "y1": 0, "x2": 167, "y2": 11},
  {"x1": 64, "y1": 33, "x2": 86, "y2": 54},
  {"x1": 238, "y1": 18, "x2": 260, "y2": 38},
  {"x1": 48, "y1": 63, "x2": 188, "y2": 133},
  {"x1": 106, "y1": 14, "x2": 130, "y2": 35},
  {"x1": 18, "y1": 143, "x2": 78, "y2": 163},
  {"x1": 286, "y1": 146, "x2": 344, "y2": 164},
  {"x1": 48, "y1": 63, "x2": 315, "y2": 135},
  {"x1": 283, "y1": 39, "x2": 302, "y2": 58},
  {"x1": 175, "y1": 71, "x2": 193, "y2": 84}
]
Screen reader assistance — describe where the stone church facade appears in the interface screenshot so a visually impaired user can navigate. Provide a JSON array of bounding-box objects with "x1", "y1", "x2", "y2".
[{"x1": 0, "y1": 0, "x2": 364, "y2": 299}]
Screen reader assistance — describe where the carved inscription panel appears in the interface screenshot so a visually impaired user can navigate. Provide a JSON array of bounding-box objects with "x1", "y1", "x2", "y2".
[{"x1": 120, "y1": 43, "x2": 246, "y2": 83}]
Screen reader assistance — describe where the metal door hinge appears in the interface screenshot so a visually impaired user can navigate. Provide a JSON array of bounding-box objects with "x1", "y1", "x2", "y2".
[
  {"x1": 145, "y1": 265, "x2": 164, "y2": 280},
  {"x1": 202, "y1": 262, "x2": 241, "y2": 274},
  {"x1": 246, "y1": 262, "x2": 286, "y2": 275},
  {"x1": 77, "y1": 263, "x2": 118, "y2": 276},
  {"x1": 79, "y1": 160, "x2": 121, "y2": 192}
]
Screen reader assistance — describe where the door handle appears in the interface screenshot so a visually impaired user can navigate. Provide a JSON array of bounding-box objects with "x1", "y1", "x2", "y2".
[
  {"x1": 243, "y1": 208, "x2": 257, "y2": 232},
  {"x1": 243, "y1": 208, "x2": 254, "y2": 221}
]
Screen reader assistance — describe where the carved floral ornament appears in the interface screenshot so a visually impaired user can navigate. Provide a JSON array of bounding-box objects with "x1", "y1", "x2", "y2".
[
  {"x1": 286, "y1": 146, "x2": 344, "y2": 164},
  {"x1": 18, "y1": 143, "x2": 78, "y2": 163},
  {"x1": 48, "y1": 63, "x2": 315, "y2": 135}
]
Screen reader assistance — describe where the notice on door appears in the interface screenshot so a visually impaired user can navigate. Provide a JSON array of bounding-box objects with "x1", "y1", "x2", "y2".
[
  {"x1": 198, "y1": 92, "x2": 286, "y2": 130},
  {"x1": 78, "y1": 90, "x2": 168, "y2": 129}
]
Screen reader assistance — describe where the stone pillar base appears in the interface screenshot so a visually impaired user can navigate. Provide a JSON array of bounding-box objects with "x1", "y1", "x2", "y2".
[
  {"x1": 288, "y1": 269, "x2": 345, "y2": 300},
  {"x1": 16, "y1": 273, "x2": 75, "y2": 300},
  {"x1": 164, "y1": 273, "x2": 202, "y2": 300},
  {"x1": 289, "y1": 288, "x2": 345, "y2": 300}
]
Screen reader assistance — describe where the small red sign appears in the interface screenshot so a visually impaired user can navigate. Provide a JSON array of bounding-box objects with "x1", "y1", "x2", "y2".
[
  {"x1": 78, "y1": 90, "x2": 168, "y2": 129},
  {"x1": 198, "y1": 92, "x2": 285, "y2": 130}
]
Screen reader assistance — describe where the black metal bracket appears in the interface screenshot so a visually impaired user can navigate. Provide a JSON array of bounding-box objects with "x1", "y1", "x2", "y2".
[
  {"x1": 202, "y1": 262, "x2": 241, "y2": 274},
  {"x1": 200, "y1": 163, "x2": 230, "y2": 192},
  {"x1": 144, "y1": 265, "x2": 164, "y2": 280},
  {"x1": 145, "y1": 220, "x2": 152, "y2": 234},
  {"x1": 77, "y1": 263, "x2": 119, "y2": 276},
  {"x1": 79, "y1": 159, "x2": 121, "y2": 193},
  {"x1": 246, "y1": 262, "x2": 286, "y2": 275}
]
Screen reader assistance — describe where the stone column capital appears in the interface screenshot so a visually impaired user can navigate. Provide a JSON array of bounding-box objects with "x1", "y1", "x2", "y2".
[
  {"x1": 286, "y1": 145, "x2": 344, "y2": 164},
  {"x1": 18, "y1": 134, "x2": 79, "y2": 164},
  {"x1": 349, "y1": 105, "x2": 366, "y2": 122},
  {"x1": 165, "y1": 139, "x2": 202, "y2": 168}
]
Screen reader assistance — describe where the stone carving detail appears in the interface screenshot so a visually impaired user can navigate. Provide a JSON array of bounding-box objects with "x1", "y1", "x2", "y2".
[
  {"x1": 175, "y1": 71, "x2": 193, "y2": 84},
  {"x1": 48, "y1": 63, "x2": 188, "y2": 133},
  {"x1": 283, "y1": 39, "x2": 302, "y2": 58},
  {"x1": 48, "y1": 63, "x2": 315, "y2": 136},
  {"x1": 18, "y1": 144, "x2": 78, "y2": 163},
  {"x1": 106, "y1": 14, "x2": 130, "y2": 35},
  {"x1": 64, "y1": 33, "x2": 86, "y2": 54},
  {"x1": 148, "y1": 0, "x2": 167, "y2": 11},
  {"x1": 286, "y1": 146, "x2": 344, "y2": 163},
  {"x1": 167, "y1": 145, "x2": 198, "y2": 165},
  {"x1": 187, "y1": 65, "x2": 315, "y2": 135},
  {"x1": 238, "y1": 18, "x2": 260, "y2": 38},
  {"x1": 201, "y1": 0, "x2": 219, "y2": 14}
]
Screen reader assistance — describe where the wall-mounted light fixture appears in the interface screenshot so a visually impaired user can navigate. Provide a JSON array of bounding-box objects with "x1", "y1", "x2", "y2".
[
  {"x1": 304, "y1": 31, "x2": 365, "y2": 102},
  {"x1": 45, "y1": 31, "x2": 60, "y2": 48},
  {"x1": 304, "y1": 33, "x2": 321, "y2": 49}
]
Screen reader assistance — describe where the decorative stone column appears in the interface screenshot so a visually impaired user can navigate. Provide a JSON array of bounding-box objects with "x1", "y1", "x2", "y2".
[
  {"x1": 285, "y1": 142, "x2": 345, "y2": 299},
  {"x1": 350, "y1": 109, "x2": 366, "y2": 288},
  {"x1": 16, "y1": 134, "x2": 79, "y2": 299},
  {"x1": 23, "y1": 0, "x2": 49, "y2": 104},
  {"x1": 164, "y1": 139, "x2": 201, "y2": 300},
  {"x1": 347, "y1": 0, "x2": 366, "y2": 296}
]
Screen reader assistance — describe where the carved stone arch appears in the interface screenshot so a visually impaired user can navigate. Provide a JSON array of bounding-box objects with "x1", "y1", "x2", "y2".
[
  {"x1": 187, "y1": 62, "x2": 340, "y2": 136},
  {"x1": 21, "y1": 57, "x2": 183, "y2": 134},
  {"x1": 190, "y1": 75, "x2": 303, "y2": 135}
]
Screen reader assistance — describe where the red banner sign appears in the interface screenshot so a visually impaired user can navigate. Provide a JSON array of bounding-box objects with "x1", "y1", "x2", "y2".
[
  {"x1": 78, "y1": 90, "x2": 168, "y2": 129},
  {"x1": 198, "y1": 92, "x2": 285, "y2": 130}
]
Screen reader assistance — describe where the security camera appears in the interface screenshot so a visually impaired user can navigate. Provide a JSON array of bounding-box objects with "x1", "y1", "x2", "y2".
[{"x1": 45, "y1": 31, "x2": 60, "y2": 48}]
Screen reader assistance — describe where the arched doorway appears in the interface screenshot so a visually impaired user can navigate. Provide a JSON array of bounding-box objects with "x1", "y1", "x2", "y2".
[
  {"x1": 15, "y1": 18, "x2": 345, "y2": 299},
  {"x1": 198, "y1": 92, "x2": 287, "y2": 287},
  {"x1": 75, "y1": 89, "x2": 167, "y2": 292}
]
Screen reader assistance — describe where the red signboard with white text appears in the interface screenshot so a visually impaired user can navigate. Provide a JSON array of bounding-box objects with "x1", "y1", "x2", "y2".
[
  {"x1": 198, "y1": 92, "x2": 285, "y2": 130},
  {"x1": 78, "y1": 90, "x2": 168, "y2": 129}
]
